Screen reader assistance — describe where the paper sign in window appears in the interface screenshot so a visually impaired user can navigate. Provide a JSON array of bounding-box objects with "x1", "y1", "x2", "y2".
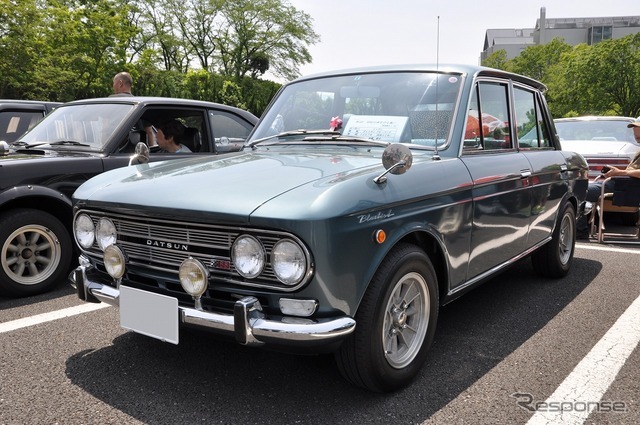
[{"x1": 343, "y1": 115, "x2": 408, "y2": 142}]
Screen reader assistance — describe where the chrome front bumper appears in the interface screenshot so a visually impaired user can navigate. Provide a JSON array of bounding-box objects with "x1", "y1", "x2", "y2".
[{"x1": 70, "y1": 262, "x2": 356, "y2": 348}]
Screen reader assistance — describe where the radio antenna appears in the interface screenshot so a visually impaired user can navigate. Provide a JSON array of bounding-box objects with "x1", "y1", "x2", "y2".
[{"x1": 433, "y1": 16, "x2": 441, "y2": 161}]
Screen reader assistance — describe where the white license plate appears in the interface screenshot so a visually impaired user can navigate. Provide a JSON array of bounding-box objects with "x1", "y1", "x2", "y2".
[{"x1": 120, "y1": 285, "x2": 179, "y2": 344}]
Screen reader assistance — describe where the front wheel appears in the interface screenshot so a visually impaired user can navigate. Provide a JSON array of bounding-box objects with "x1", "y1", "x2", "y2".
[
  {"x1": 335, "y1": 243, "x2": 439, "y2": 392},
  {"x1": 532, "y1": 202, "x2": 576, "y2": 278},
  {"x1": 0, "y1": 209, "x2": 72, "y2": 297}
]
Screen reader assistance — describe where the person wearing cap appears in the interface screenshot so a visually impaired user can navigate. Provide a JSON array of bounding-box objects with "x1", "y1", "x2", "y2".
[{"x1": 577, "y1": 116, "x2": 640, "y2": 238}]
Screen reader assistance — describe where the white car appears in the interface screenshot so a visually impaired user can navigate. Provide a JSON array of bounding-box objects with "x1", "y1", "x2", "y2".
[
  {"x1": 555, "y1": 115, "x2": 640, "y2": 224},
  {"x1": 555, "y1": 116, "x2": 640, "y2": 181}
]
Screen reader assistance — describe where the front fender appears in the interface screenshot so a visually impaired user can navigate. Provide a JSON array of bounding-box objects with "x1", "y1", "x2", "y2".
[{"x1": 0, "y1": 184, "x2": 72, "y2": 209}]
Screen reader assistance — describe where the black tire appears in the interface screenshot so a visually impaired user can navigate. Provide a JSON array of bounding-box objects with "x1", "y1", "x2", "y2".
[
  {"x1": 0, "y1": 208, "x2": 72, "y2": 297},
  {"x1": 532, "y1": 202, "x2": 575, "y2": 278},
  {"x1": 335, "y1": 243, "x2": 439, "y2": 392}
]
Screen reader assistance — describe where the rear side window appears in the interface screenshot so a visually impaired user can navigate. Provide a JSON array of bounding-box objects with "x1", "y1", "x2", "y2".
[
  {"x1": 0, "y1": 110, "x2": 44, "y2": 143},
  {"x1": 513, "y1": 86, "x2": 553, "y2": 149}
]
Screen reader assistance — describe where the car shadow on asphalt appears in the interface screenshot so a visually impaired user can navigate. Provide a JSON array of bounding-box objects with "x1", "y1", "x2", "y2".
[
  {"x1": 64, "y1": 257, "x2": 601, "y2": 425},
  {"x1": 0, "y1": 279, "x2": 76, "y2": 309}
]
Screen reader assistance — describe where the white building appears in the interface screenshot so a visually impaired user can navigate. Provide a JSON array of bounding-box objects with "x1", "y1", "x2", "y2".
[{"x1": 481, "y1": 7, "x2": 640, "y2": 62}]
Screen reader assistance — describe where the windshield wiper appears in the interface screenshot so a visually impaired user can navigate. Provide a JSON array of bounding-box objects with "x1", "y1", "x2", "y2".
[
  {"x1": 301, "y1": 135, "x2": 390, "y2": 147},
  {"x1": 11, "y1": 141, "x2": 50, "y2": 149},
  {"x1": 48, "y1": 140, "x2": 90, "y2": 147},
  {"x1": 248, "y1": 130, "x2": 342, "y2": 148}
]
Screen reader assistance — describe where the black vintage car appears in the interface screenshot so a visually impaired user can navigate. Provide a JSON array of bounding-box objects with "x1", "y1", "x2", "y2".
[
  {"x1": 0, "y1": 100, "x2": 61, "y2": 143},
  {"x1": 0, "y1": 97, "x2": 258, "y2": 297}
]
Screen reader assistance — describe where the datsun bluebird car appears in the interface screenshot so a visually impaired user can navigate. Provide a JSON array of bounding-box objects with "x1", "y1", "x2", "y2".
[
  {"x1": 0, "y1": 97, "x2": 257, "y2": 297},
  {"x1": 70, "y1": 65, "x2": 588, "y2": 392}
]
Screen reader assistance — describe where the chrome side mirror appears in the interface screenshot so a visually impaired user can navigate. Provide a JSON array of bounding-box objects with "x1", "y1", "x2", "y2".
[
  {"x1": 374, "y1": 143, "x2": 413, "y2": 184},
  {"x1": 129, "y1": 142, "x2": 150, "y2": 165}
]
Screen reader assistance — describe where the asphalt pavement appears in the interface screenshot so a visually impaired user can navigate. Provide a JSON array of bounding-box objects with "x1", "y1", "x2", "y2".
[{"x1": 1, "y1": 239, "x2": 638, "y2": 425}]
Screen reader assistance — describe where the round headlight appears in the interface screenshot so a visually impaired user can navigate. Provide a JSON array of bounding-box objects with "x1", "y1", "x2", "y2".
[
  {"x1": 272, "y1": 239, "x2": 307, "y2": 285},
  {"x1": 179, "y1": 258, "x2": 209, "y2": 297},
  {"x1": 103, "y1": 244, "x2": 126, "y2": 279},
  {"x1": 232, "y1": 235, "x2": 264, "y2": 279},
  {"x1": 96, "y1": 218, "x2": 117, "y2": 251},
  {"x1": 75, "y1": 214, "x2": 95, "y2": 249}
]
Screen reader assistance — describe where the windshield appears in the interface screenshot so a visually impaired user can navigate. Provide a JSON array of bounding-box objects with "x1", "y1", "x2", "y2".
[
  {"x1": 555, "y1": 119, "x2": 637, "y2": 143},
  {"x1": 250, "y1": 71, "x2": 463, "y2": 148},
  {"x1": 18, "y1": 103, "x2": 134, "y2": 150}
]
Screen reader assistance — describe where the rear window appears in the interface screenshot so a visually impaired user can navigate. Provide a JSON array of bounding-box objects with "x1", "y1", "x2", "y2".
[{"x1": 0, "y1": 110, "x2": 44, "y2": 143}]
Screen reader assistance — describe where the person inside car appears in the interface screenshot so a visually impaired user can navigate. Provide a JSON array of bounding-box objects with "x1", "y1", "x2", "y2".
[{"x1": 156, "y1": 119, "x2": 191, "y2": 153}]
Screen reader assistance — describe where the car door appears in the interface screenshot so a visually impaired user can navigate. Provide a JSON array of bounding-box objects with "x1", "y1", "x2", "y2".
[
  {"x1": 460, "y1": 79, "x2": 533, "y2": 281},
  {"x1": 513, "y1": 84, "x2": 569, "y2": 245},
  {"x1": 208, "y1": 108, "x2": 256, "y2": 153}
]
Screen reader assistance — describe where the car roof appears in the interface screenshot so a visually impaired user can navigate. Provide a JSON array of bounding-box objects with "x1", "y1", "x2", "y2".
[
  {"x1": 64, "y1": 96, "x2": 258, "y2": 122},
  {"x1": 554, "y1": 116, "x2": 635, "y2": 123},
  {"x1": 291, "y1": 63, "x2": 547, "y2": 91},
  {"x1": 0, "y1": 99, "x2": 62, "y2": 108}
]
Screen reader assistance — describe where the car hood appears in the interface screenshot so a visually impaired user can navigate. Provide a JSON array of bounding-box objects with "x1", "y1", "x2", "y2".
[
  {"x1": 560, "y1": 140, "x2": 640, "y2": 156},
  {"x1": 0, "y1": 147, "x2": 100, "y2": 161},
  {"x1": 73, "y1": 148, "x2": 413, "y2": 222}
]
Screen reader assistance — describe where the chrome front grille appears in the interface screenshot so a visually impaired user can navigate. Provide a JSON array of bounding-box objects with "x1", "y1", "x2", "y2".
[{"x1": 78, "y1": 210, "x2": 297, "y2": 290}]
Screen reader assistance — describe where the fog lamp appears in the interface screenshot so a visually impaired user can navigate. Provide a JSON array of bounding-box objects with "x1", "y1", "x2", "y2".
[
  {"x1": 279, "y1": 298, "x2": 318, "y2": 317},
  {"x1": 103, "y1": 244, "x2": 126, "y2": 279},
  {"x1": 179, "y1": 258, "x2": 209, "y2": 297}
]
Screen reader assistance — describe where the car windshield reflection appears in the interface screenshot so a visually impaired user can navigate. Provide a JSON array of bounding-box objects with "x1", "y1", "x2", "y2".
[
  {"x1": 249, "y1": 71, "x2": 462, "y2": 149},
  {"x1": 18, "y1": 103, "x2": 134, "y2": 151}
]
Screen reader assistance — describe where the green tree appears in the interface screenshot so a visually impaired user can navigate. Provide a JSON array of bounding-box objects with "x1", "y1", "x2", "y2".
[
  {"x1": 216, "y1": 0, "x2": 319, "y2": 81},
  {"x1": 509, "y1": 38, "x2": 572, "y2": 82},
  {"x1": 578, "y1": 33, "x2": 640, "y2": 117},
  {"x1": 481, "y1": 49, "x2": 510, "y2": 71},
  {"x1": 0, "y1": 0, "x2": 43, "y2": 98},
  {"x1": 173, "y1": 0, "x2": 223, "y2": 71}
]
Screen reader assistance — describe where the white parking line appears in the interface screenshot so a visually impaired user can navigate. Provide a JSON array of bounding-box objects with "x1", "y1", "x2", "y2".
[
  {"x1": 0, "y1": 303, "x2": 109, "y2": 334},
  {"x1": 526, "y1": 294, "x2": 640, "y2": 424},
  {"x1": 576, "y1": 243, "x2": 640, "y2": 255}
]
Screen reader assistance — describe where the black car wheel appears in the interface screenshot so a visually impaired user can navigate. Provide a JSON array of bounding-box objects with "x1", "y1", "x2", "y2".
[
  {"x1": 532, "y1": 202, "x2": 576, "y2": 278},
  {"x1": 335, "y1": 243, "x2": 439, "y2": 392},
  {"x1": 0, "y1": 209, "x2": 72, "y2": 297}
]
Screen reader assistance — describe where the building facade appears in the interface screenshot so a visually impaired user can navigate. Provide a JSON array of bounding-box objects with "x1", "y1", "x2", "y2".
[{"x1": 481, "y1": 7, "x2": 640, "y2": 62}]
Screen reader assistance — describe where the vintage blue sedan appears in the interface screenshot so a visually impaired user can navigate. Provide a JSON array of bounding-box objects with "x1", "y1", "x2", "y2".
[{"x1": 70, "y1": 64, "x2": 589, "y2": 392}]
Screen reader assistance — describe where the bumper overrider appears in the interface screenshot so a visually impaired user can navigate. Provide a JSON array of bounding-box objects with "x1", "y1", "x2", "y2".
[{"x1": 69, "y1": 259, "x2": 356, "y2": 348}]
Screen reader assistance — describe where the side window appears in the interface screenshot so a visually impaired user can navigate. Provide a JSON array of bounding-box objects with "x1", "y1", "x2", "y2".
[
  {"x1": 463, "y1": 81, "x2": 511, "y2": 152},
  {"x1": 0, "y1": 111, "x2": 44, "y2": 143},
  {"x1": 513, "y1": 86, "x2": 552, "y2": 149},
  {"x1": 209, "y1": 110, "x2": 254, "y2": 143},
  {"x1": 140, "y1": 109, "x2": 206, "y2": 154}
]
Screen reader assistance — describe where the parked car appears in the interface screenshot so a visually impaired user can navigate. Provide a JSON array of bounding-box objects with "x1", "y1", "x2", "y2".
[
  {"x1": 555, "y1": 115, "x2": 640, "y2": 224},
  {"x1": 0, "y1": 97, "x2": 258, "y2": 297},
  {"x1": 554, "y1": 116, "x2": 640, "y2": 181},
  {"x1": 70, "y1": 65, "x2": 588, "y2": 392},
  {"x1": 0, "y1": 100, "x2": 61, "y2": 143}
]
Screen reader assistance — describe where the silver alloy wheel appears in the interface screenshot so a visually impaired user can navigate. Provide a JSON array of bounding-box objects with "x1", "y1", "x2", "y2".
[
  {"x1": 558, "y1": 210, "x2": 574, "y2": 265},
  {"x1": 1, "y1": 224, "x2": 61, "y2": 286},
  {"x1": 382, "y1": 271, "x2": 430, "y2": 369}
]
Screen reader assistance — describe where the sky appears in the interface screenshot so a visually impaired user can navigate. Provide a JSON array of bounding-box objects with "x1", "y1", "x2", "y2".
[{"x1": 283, "y1": 0, "x2": 636, "y2": 80}]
